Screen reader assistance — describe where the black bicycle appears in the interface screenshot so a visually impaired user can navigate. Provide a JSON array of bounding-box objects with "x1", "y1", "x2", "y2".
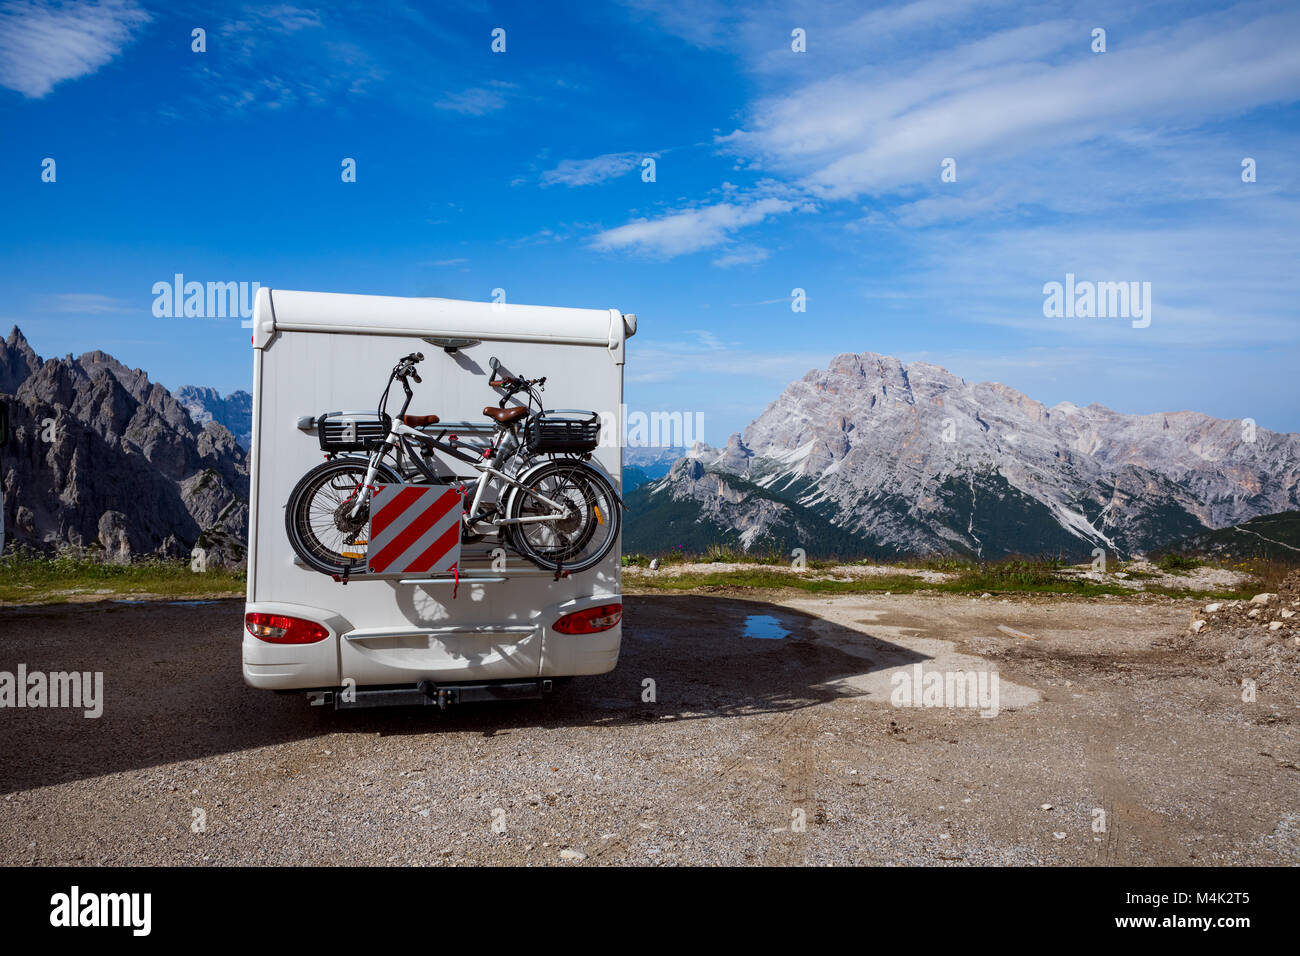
[{"x1": 285, "y1": 352, "x2": 621, "y2": 577}]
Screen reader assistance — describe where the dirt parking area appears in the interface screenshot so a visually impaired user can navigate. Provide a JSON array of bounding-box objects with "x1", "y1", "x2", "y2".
[{"x1": 0, "y1": 590, "x2": 1296, "y2": 866}]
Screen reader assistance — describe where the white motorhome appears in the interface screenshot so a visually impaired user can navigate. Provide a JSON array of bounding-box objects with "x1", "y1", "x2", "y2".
[{"x1": 243, "y1": 288, "x2": 635, "y2": 708}]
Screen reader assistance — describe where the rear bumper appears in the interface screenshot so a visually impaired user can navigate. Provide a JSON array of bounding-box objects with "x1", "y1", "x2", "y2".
[
  {"x1": 542, "y1": 625, "x2": 621, "y2": 677},
  {"x1": 242, "y1": 598, "x2": 622, "y2": 691},
  {"x1": 243, "y1": 602, "x2": 344, "y2": 690}
]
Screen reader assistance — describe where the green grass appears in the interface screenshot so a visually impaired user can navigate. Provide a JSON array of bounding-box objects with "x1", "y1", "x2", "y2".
[
  {"x1": 624, "y1": 556, "x2": 1261, "y2": 601},
  {"x1": 1222, "y1": 557, "x2": 1296, "y2": 594},
  {"x1": 625, "y1": 568, "x2": 930, "y2": 594},
  {"x1": 622, "y1": 547, "x2": 837, "y2": 570},
  {"x1": 1156, "y1": 552, "x2": 1204, "y2": 574},
  {"x1": 0, "y1": 550, "x2": 245, "y2": 605}
]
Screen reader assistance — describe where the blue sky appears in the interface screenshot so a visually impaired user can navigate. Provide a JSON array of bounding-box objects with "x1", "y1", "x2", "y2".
[{"x1": 1, "y1": 0, "x2": 1298, "y2": 443}]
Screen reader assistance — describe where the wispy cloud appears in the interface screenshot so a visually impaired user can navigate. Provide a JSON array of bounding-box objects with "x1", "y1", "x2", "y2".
[
  {"x1": 594, "y1": 2, "x2": 1300, "y2": 262},
  {"x1": 221, "y1": 4, "x2": 323, "y2": 49},
  {"x1": 627, "y1": 337, "x2": 827, "y2": 387},
  {"x1": 726, "y1": 6, "x2": 1300, "y2": 202},
  {"x1": 712, "y1": 245, "x2": 770, "y2": 268},
  {"x1": 541, "y1": 151, "x2": 649, "y2": 187},
  {"x1": 592, "y1": 196, "x2": 800, "y2": 257},
  {"x1": 41, "y1": 292, "x2": 131, "y2": 314},
  {"x1": 434, "y1": 83, "x2": 513, "y2": 115},
  {"x1": 0, "y1": 0, "x2": 150, "y2": 98},
  {"x1": 890, "y1": 199, "x2": 1300, "y2": 350}
]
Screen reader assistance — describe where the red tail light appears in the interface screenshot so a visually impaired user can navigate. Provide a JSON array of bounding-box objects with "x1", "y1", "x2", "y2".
[
  {"x1": 245, "y1": 612, "x2": 329, "y2": 644},
  {"x1": 553, "y1": 603, "x2": 622, "y2": 635}
]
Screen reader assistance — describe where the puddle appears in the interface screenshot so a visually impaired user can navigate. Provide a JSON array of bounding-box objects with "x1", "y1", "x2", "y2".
[{"x1": 743, "y1": 614, "x2": 792, "y2": 640}]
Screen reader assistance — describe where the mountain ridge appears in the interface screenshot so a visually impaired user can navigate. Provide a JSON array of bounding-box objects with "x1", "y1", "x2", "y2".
[
  {"x1": 0, "y1": 327, "x2": 248, "y2": 563},
  {"x1": 176, "y1": 385, "x2": 253, "y2": 450},
  {"x1": 625, "y1": 351, "x2": 1300, "y2": 559}
]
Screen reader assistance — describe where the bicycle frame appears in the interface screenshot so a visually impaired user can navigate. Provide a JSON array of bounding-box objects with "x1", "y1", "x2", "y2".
[
  {"x1": 347, "y1": 425, "x2": 570, "y2": 533},
  {"x1": 344, "y1": 359, "x2": 581, "y2": 534}
]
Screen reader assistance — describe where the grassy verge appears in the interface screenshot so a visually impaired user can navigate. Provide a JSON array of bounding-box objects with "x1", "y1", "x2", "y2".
[
  {"x1": 625, "y1": 569, "x2": 932, "y2": 594},
  {"x1": 624, "y1": 558, "x2": 1263, "y2": 601},
  {"x1": 622, "y1": 546, "x2": 843, "y2": 571},
  {"x1": 0, "y1": 552, "x2": 245, "y2": 605}
]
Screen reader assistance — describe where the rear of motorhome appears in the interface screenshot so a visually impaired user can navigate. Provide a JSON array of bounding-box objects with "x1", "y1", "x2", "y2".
[{"x1": 242, "y1": 289, "x2": 635, "y2": 708}]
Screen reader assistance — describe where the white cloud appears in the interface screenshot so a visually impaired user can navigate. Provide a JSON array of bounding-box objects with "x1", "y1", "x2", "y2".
[
  {"x1": 896, "y1": 200, "x2": 1300, "y2": 349},
  {"x1": 541, "y1": 151, "x2": 648, "y2": 187},
  {"x1": 712, "y1": 245, "x2": 771, "y2": 268},
  {"x1": 687, "y1": 329, "x2": 726, "y2": 350},
  {"x1": 726, "y1": 7, "x2": 1300, "y2": 200},
  {"x1": 591, "y1": 197, "x2": 797, "y2": 257},
  {"x1": 41, "y1": 292, "x2": 129, "y2": 313},
  {"x1": 616, "y1": 0, "x2": 737, "y2": 49},
  {"x1": 434, "y1": 84, "x2": 511, "y2": 115},
  {"x1": 890, "y1": 184, "x2": 1024, "y2": 227},
  {"x1": 0, "y1": 0, "x2": 149, "y2": 98},
  {"x1": 627, "y1": 338, "x2": 827, "y2": 386}
]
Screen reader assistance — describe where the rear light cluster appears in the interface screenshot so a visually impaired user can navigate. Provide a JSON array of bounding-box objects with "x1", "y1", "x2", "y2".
[
  {"x1": 245, "y1": 613, "x2": 329, "y2": 644},
  {"x1": 553, "y1": 603, "x2": 622, "y2": 635}
]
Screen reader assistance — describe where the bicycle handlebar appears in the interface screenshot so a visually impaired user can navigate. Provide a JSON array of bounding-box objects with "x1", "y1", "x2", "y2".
[
  {"x1": 395, "y1": 352, "x2": 424, "y2": 383},
  {"x1": 490, "y1": 375, "x2": 545, "y2": 390}
]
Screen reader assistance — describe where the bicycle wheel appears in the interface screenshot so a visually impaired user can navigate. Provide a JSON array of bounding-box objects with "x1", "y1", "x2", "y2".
[
  {"x1": 285, "y1": 458, "x2": 401, "y2": 575},
  {"x1": 505, "y1": 460, "x2": 621, "y2": 574}
]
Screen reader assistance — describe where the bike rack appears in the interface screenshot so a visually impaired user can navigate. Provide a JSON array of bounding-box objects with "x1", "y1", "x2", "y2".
[
  {"x1": 291, "y1": 416, "x2": 587, "y2": 585},
  {"x1": 290, "y1": 547, "x2": 575, "y2": 582}
]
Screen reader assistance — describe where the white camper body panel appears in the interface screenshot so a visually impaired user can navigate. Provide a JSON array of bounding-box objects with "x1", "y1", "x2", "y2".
[{"x1": 243, "y1": 289, "x2": 631, "y2": 694}]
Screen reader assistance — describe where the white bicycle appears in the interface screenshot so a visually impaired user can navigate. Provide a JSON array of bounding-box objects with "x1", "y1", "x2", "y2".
[{"x1": 286, "y1": 352, "x2": 621, "y2": 577}]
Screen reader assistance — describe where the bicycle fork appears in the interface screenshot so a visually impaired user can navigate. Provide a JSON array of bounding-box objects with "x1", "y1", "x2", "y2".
[{"x1": 347, "y1": 444, "x2": 391, "y2": 519}]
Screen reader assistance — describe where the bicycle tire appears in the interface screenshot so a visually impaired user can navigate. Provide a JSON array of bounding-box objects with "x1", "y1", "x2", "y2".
[
  {"x1": 285, "y1": 457, "x2": 402, "y2": 575},
  {"x1": 504, "y1": 460, "x2": 621, "y2": 574}
]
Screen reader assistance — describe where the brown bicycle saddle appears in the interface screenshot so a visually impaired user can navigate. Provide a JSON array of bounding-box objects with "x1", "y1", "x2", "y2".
[
  {"x1": 482, "y1": 406, "x2": 528, "y2": 424},
  {"x1": 401, "y1": 414, "x2": 440, "y2": 427}
]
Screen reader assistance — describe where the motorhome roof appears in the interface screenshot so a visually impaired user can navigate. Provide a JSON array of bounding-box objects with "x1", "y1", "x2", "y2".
[{"x1": 254, "y1": 288, "x2": 635, "y2": 352}]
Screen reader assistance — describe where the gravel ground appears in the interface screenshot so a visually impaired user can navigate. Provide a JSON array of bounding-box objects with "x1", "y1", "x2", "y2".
[{"x1": 0, "y1": 590, "x2": 1296, "y2": 866}]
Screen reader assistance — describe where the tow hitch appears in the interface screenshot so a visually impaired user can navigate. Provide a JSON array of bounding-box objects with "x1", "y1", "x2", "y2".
[{"x1": 307, "y1": 679, "x2": 554, "y2": 710}]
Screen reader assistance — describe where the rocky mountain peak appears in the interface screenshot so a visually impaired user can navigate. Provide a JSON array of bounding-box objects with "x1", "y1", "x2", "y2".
[
  {"x1": 0, "y1": 334, "x2": 247, "y2": 562},
  {"x1": 176, "y1": 386, "x2": 254, "y2": 450},
  {"x1": 1, "y1": 326, "x2": 42, "y2": 394},
  {"x1": 628, "y1": 351, "x2": 1300, "y2": 560}
]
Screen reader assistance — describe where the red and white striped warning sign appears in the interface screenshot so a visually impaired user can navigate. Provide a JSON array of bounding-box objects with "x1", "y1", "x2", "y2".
[{"x1": 366, "y1": 484, "x2": 463, "y2": 574}]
